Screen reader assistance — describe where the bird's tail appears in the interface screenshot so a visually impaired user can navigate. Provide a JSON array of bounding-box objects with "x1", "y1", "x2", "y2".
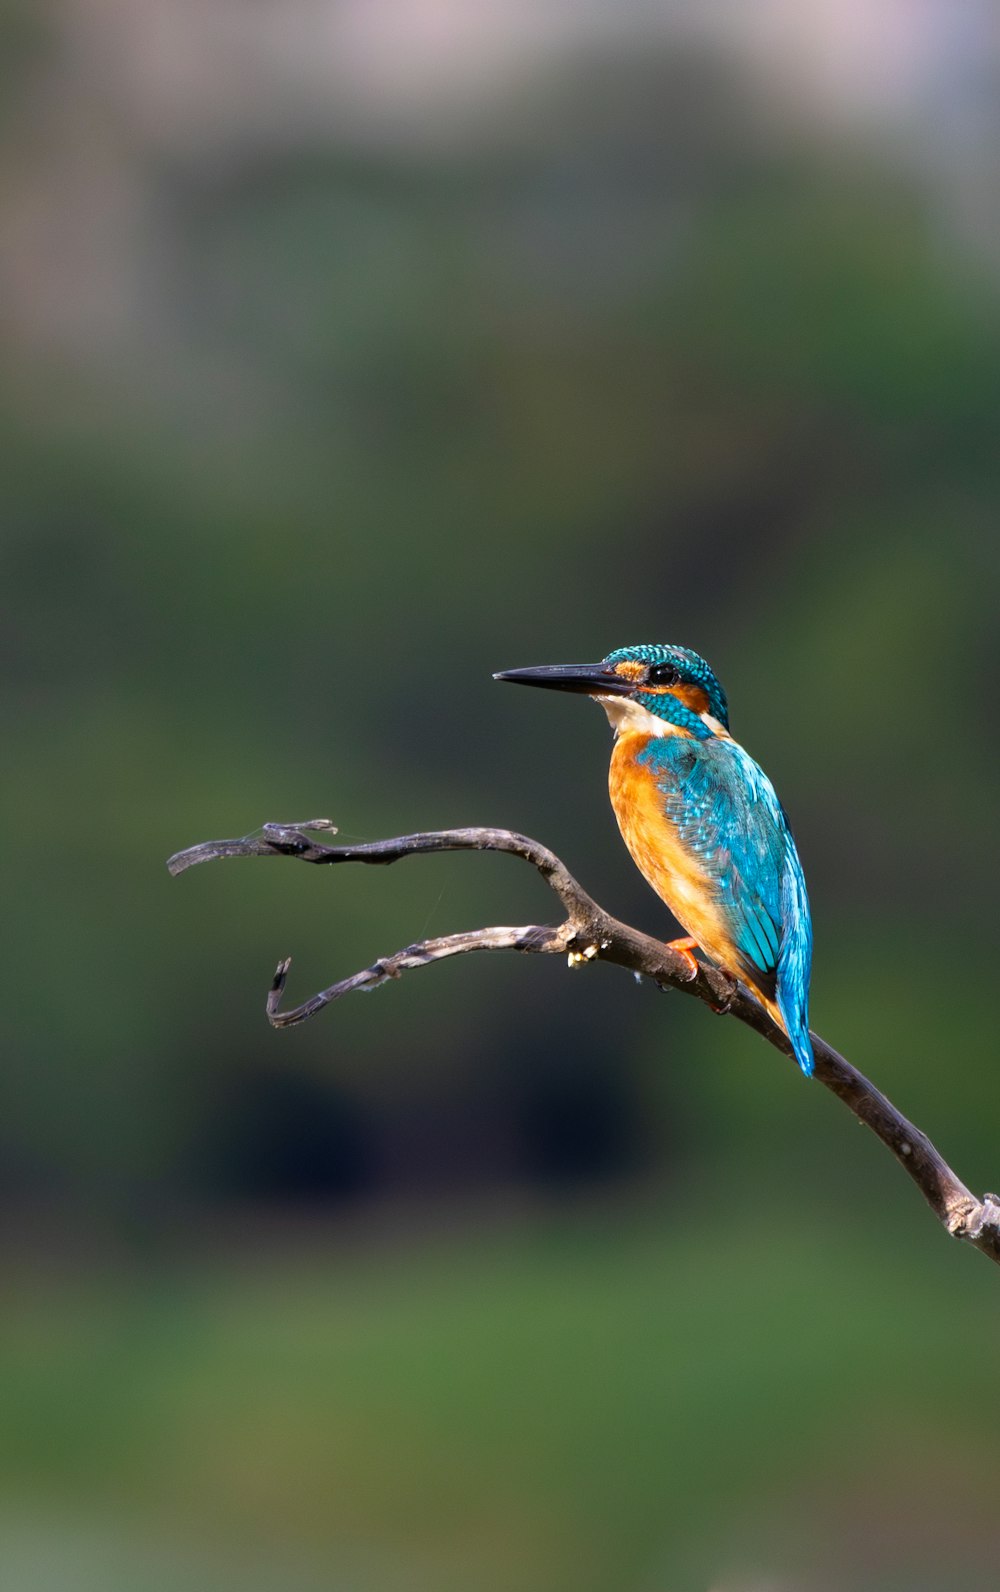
[{"x1": 761, "y1": 992, "x2": 814, "y2": 1079}]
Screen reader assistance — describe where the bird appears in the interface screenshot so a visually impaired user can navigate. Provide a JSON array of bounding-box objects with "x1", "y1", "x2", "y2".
[{"x1": 494, "y1": 643, "x2": 814, "y2": 1076}]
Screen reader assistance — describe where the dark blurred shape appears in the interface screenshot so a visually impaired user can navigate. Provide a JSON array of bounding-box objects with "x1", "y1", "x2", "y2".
[
  {"x1": 206, "y1": 1068, "x2": 374, "y2": 1204},
  {"x1": 517, "y1": 1063, "x2": 642, "y2": 1187}
]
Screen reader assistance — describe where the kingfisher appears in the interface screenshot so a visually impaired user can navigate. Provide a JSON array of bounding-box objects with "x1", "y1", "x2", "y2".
[{"x1": 495, "y1": 644, "x2": 814, "y2": 1076}]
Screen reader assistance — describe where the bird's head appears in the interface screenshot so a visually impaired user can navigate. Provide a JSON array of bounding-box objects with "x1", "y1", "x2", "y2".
[{"x1": 494, "y1": 643, "x2": 729, "y2": 740}]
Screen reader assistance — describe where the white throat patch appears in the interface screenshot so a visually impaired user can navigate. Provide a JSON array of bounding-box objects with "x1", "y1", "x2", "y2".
[
  {"x1": 596, "y1": 695, "x2": 728, "y2": 740},
  {"x1": 596, "y1": 695, "x2": 674, "y2": 737}
]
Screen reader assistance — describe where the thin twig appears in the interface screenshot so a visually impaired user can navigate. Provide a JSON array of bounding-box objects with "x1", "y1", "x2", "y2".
[{"x1": 167, "y1": 821, "x2": 1000, "y2": 1268}]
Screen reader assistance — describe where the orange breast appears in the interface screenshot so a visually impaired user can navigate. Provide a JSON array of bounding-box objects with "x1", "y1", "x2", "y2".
[{"x1": 608, "y1": 732, "x2": 739, "y2": 973}]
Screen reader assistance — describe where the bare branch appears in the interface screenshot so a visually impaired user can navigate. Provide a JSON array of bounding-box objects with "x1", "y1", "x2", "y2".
[
  {"x1": 167, "y1": 821, "x2": 1000, "y2": 1268},
  {"x1": 266, "y1": 923, "x2": 566, "y2": 1028}
]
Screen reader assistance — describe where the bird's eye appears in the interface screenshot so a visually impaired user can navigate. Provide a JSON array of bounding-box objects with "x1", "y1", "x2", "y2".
[{"x1": 647, "y1": 662, "x2": 680, "y2": 686}]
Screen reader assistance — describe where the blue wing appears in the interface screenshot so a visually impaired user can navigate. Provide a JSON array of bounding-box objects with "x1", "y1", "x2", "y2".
[{"x1": 638, "y1": 735, "x2": 814, "y2": 1076}]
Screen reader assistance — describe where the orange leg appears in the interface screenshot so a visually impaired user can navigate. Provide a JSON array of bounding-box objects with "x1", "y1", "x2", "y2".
[{"x1": 665, "y1": 936, "x2": 699, "y2": 978}]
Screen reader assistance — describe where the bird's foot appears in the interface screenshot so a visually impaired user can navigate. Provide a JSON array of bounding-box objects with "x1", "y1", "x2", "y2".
[{"x1": 665, "y1": 936, "x2": 700, "y2": 980}]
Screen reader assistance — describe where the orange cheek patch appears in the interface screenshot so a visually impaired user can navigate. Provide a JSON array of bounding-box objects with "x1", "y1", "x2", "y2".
[
  {"x1": 633, "y1": 681, "x2": 710, "y2": 719},
  {"x1": 636, "y1": 682, "x2": 710, "y2": 713},
  {"x1": 671, "y1": 683, "x2": 711, "y2": 715},
  {"x1": 613, "y1": 660, "x2": 646, "y2": 681}
]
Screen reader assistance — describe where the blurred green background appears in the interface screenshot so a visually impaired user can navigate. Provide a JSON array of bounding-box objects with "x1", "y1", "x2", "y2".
[{"x1": 4, "y1": 4, "x2": 999, "y2": 1589}]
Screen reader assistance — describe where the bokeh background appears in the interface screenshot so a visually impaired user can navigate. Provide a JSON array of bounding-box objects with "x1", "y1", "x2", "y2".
[{"x1": 4, "y1": 4, "x2": 1000, "y2": 1589}]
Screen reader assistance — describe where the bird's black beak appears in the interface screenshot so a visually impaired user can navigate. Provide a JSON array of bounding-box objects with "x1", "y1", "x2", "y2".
[{"x1": 493, "y1": 663, "x2": 634, "y2": 696}]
